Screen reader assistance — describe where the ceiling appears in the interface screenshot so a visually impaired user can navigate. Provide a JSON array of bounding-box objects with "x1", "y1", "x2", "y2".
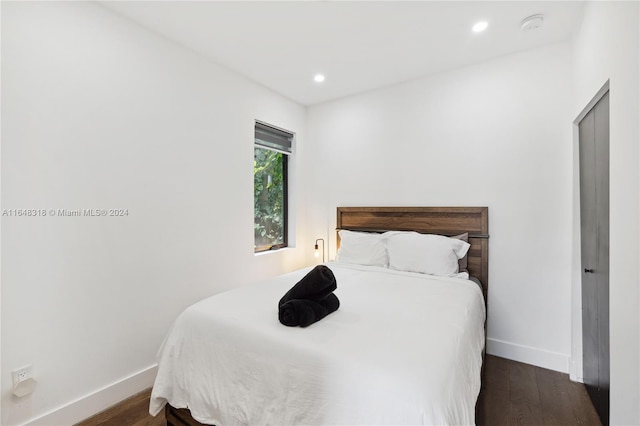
[{"x1": 101, "y1": 1, "x2": 585, "y2": 106}]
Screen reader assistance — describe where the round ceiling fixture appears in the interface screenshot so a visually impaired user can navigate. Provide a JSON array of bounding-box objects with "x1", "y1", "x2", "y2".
[
  {"x1": 520, "y1": 14, "x2": 544, "y2": 31},
  {"x1": 313, "y1": 74, "x2": 325, "y2": 83}
]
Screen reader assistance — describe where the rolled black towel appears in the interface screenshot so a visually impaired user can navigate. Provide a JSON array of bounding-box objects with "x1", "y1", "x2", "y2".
[
  {"x1": 279, "y1": 294, "x2": 340, "y2": 327},
  {"x1": 278, "y1": 265, "x2": 337, "y2": 307}
]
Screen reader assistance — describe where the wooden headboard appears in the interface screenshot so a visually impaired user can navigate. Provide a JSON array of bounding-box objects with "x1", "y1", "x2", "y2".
[{"x1": 336, "y1": 206, "x2": 489, "y2": 300}]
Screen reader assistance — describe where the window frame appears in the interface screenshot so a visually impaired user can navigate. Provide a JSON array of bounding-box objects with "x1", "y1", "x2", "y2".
[{"x1": 254, "y1": 121, "x2": 292, "y2": 253}]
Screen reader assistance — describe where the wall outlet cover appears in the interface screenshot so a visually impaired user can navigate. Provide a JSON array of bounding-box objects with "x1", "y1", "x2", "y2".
[{"x1": 12, "y1": 364, "x2": 34, "y2": 386}]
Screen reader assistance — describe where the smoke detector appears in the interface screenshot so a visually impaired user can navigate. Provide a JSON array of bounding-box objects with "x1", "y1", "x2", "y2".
[{"x1": 520, "y1": 14, "x2": 544, "y2": 31}]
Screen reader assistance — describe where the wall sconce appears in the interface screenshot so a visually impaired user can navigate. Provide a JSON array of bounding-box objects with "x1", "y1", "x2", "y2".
[{"x1": 314, "y1": 238, "x2": 325, "y2": 263}]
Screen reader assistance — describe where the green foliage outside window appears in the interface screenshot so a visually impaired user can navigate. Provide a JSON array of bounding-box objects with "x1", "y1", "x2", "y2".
[{"x1": 254, "y1": 147, "x2": 286, "y2": 249}]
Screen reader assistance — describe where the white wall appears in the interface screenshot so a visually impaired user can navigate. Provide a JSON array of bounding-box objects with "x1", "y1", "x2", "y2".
[
  {"x1": 571, "y1": 2, "x2": 640, "y2": 424},
  {"x1": 306, "y1": 43, "x2": 574, "y2": 373},
  {"x1": 4, "y1": 1, "x2": 638, "y2": 425},
  {"x1": 1, "y1": 2, "x2": 310, "y2": 425}
]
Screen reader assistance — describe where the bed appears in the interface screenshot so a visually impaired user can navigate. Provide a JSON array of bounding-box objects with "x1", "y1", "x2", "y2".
[{"x1": 150, "y1": 206, "x2": 489, "y2": 425}]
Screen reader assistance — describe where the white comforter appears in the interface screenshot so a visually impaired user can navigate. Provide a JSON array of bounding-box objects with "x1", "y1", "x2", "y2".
[{"x1": 149, "y1": 262, "x2": 486, "y2": 425}]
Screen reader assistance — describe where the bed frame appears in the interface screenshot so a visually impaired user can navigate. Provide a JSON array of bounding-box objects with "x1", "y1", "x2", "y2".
[
  {"x1": 165, "y1": 206, "x2": 489, "y2": 426},
  {"x1": 336, "y1": 206, "x2": 489, "y2": 301}
]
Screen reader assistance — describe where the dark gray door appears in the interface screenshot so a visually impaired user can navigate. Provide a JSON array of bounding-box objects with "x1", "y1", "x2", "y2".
[{"x1": 579, "y1": 91, "x2": 609, "y2": 425}]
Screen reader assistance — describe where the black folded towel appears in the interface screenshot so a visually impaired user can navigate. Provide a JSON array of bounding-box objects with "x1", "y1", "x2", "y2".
[
  {"x1": 279, "y1": 294, "x2": 340, "y2": 327},
  {"x1": 278, "y1": 265, "x2": 337, "y2": 307},
  {"x1": 278, "y1": 265, "x2": 339, "y2": 327}
]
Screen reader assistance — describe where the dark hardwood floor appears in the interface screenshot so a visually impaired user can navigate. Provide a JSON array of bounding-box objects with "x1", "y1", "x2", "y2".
[
  {"x1": 477, "y1": 355, "x2": 602, "y2": 426},
  {"x1": 75, "y1": 389, "x2": 164, "y2": 426},
  {"x1": 77, "y1": 355, "x2": 601, "y2": 426}
]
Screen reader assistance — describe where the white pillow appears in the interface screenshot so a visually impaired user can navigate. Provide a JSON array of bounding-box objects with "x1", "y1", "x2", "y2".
[
  {"x1": 386, "y1": 232, "x2": 470, "y2": 276},
  {"x1": 335, "y1": 230, "x2": 387, "y2": 267}
]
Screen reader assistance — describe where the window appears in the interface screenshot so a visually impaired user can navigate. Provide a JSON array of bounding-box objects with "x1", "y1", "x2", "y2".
[{"x1": 254, "y1": 121, "x2": 293, "y2": 252}]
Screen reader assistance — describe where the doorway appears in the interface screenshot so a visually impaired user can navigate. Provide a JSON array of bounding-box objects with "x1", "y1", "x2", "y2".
[{"x1": 576, "y1": 83, "x2": 610, "y2": 426}]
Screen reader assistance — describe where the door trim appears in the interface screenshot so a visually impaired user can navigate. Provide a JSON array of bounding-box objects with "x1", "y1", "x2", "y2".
[{"x1": 574, "y1": 80, "x2": 610, "y2": 125}]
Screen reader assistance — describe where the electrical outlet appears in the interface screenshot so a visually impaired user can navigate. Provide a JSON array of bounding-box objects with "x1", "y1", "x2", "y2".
[{"x1": 12, "y1": 365, "x2": 33, "y2": 386}]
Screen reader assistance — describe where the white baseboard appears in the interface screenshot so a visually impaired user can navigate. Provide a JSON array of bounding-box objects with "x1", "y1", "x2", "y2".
[
  {"x1": 24, "y1": 364, "x2": 158, "y2": 426},
  {"x1": 487, "y1": 338, "x2": 570, "y2": 373}
]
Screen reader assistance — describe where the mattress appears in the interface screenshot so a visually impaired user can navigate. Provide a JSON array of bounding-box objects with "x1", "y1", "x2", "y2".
[{"x1": 149, "y1": 262, "x2": 486, "y2": 425}]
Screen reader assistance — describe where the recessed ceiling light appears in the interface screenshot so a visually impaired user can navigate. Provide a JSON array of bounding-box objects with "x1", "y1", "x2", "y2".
[
  {"x1": 472, "y1": 21, "x2": 489, "y2": 32},
  {"x1": 313, "y1": 74, "x2": 325, "y2": 83}
]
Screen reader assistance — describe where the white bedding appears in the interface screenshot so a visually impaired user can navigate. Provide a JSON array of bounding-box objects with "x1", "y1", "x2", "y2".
[{"x1": 149, "y1": 262, "x2": 486, "y2": 425}]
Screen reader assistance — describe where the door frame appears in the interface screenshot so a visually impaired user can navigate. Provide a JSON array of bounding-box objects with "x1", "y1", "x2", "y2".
[
  {"x1": 575, "y1": 81, "x2": 610, "y2": 125},
  {"x1": 570, "y1": 79, "x2": 609, "y2": 384}
]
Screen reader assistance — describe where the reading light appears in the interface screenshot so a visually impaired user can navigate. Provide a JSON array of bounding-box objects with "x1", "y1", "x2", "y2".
[
  {"x1": 472, "y1": 21, "x2": 489, "y2": 32},
  {"x1": 314, "y1": 238, "x2": 325, "y2": 263},
  {"x1": 313, "y1": 74, "x2": 325, "y2": 83}
]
